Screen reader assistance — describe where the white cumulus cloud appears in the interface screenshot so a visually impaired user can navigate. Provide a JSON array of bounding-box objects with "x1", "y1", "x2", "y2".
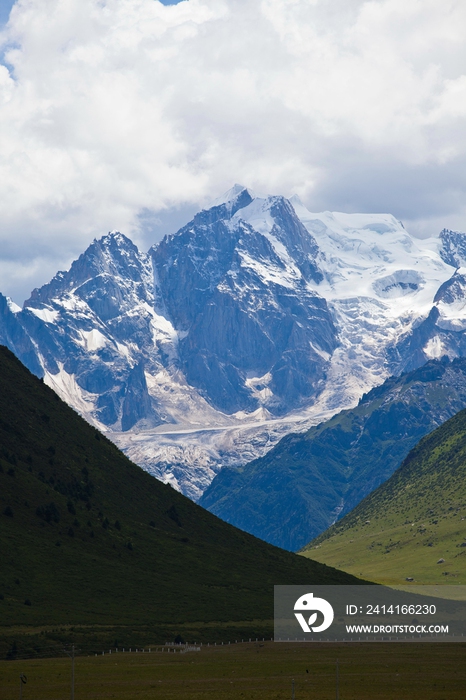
[{"x1": 0, "y1": 0, "x2": 465, "y2": 303}]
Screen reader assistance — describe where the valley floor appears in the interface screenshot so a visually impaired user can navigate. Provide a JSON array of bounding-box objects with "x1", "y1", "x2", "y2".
[{"x1": 1, "y1": 640, "x2": 465, "y2": 699}]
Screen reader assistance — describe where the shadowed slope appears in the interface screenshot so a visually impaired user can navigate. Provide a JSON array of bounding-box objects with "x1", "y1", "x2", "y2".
[{"x1": 0, "y1": 345, "x2": 358, "y2": 639}]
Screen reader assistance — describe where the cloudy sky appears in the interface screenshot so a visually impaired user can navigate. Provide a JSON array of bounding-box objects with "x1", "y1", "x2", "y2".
[{"x1": 1, "y1": 0, "x2": 465, "y2": 304}]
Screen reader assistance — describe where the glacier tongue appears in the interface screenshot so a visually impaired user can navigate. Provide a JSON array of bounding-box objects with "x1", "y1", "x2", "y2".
[
  {"x1": 111, "y1": 402, "x2": 341, "y2": 501},
  {"x1": 2, "y1": 191, "x2": 466, "y2": 499}
]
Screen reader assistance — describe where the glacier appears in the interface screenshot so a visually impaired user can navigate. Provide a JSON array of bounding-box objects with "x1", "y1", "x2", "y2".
[{"x1": 1, "y1": 187, "x2": 466, "y2": 499}]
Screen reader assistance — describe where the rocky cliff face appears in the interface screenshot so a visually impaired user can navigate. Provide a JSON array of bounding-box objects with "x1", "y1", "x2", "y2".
[
  {"x1": 2, "y1": 186, "x2": 466, "y2": 499},
  {"x1": 15, "y1": 232, "x2": 164, "y2": 431},
  {"x1": 151, "y1": 193, "x2": 336, "y2": 415}
]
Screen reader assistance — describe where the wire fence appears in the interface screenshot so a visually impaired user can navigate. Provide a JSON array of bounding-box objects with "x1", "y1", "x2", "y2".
[{"x1": 1, "y1": 637, "x2": 275, "y2": 662}]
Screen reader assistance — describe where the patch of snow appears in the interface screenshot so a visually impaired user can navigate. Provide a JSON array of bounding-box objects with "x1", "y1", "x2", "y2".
[
  {"x1": 115, "y1": 342, "x2": 132, "y2": 360},
  {"x1": 232, "y1": 406, "x2": 274, "y2": 422},
  {"x1": 80, "y1": 328, "x2": 108, "y2": 352},
  {"x1": 6, "y1": 297, "x2": 21, "y2": 313},
  {"x1": 57, "y1": 294, "x2": 92, "y2": 314},
  {"x1": 43, "y1": 364, "x2": 107, "y2": 431},
  {"x1": 424, "y1": 336, "x2": 445, "y2": 359},
  {"x1": 245, "y1": 373, "x2": 274, "y2": 403},
  {"x1": 238, "y1": 250, "x2": 299, "y2": 288},
  {"x1": 28, "y1": 306, "x2": 60, "y2": 324},
  {"x1": 149, "y1": 309, "x2": 179, "y2": 347},
  {"x1": 309, "y1": 341, "x2": 331, "y2": 362},
  {"x1": 232, "y1": 196, "x2": 276, "y2": 235},
  {"x1": 144, "y1": 367, "x2": 233, "y2": 428},
  {"x1": 436, "y1": 317, "x2": 466, "y2": 331}
]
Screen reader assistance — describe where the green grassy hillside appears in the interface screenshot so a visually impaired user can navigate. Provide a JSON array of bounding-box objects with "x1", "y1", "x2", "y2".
[
  {"x1": 301, "y1": 406, "x2": 466, "y2": 585},
  {"x1": 0, "y1": 345, "x2": 358, "y2": 654}
]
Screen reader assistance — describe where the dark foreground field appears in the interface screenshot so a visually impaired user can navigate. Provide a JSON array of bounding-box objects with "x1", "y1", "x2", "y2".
[{"x1": 1, "y1": 641, "x2": 465, "y2": 699}]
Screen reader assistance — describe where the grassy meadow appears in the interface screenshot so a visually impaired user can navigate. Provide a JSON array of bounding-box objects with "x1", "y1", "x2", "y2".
[
  {"x1": 303, "y1": 508, "x2": 466, "y2": 587},
  {"x1": 1, "y1": 641, "x2": 466, "y2": 699}
]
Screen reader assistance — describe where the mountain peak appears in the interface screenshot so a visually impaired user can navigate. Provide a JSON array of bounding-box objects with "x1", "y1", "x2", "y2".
[
  {"x1": 209, "y1": 183, "x2": 254, "y2": 208},
  {"x1": 25, "y1": 232, "x2": 148, "y2": 308},
  {"x1": 97, "y1": 230, "x2": 135, "y2": 249}
]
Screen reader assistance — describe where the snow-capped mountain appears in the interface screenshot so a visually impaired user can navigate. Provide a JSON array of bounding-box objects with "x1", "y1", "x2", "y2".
[
  {"x1": 1, "y1": 185, "x2": 466, "y2": 498},
  {"x1": 151, "y1": 190, "x2": 336, "y2": 416}
]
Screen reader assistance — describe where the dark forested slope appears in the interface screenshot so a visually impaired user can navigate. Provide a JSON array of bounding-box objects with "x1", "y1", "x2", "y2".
[{"x1": 0, "y1": 345, "x2": 357, "y2": 639}]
